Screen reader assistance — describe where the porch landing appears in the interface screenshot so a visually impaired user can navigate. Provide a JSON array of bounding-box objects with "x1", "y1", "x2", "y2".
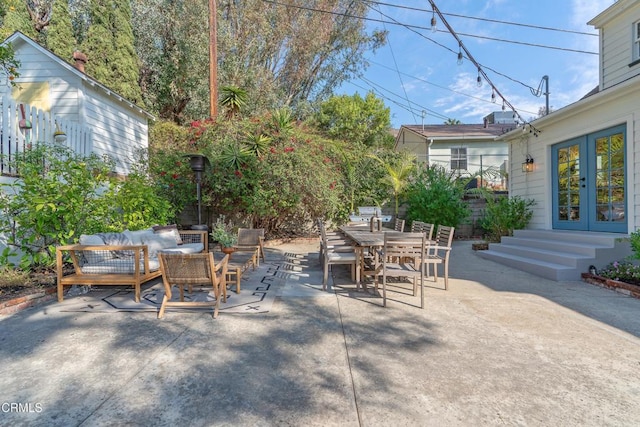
[{"x1": 476, "y1": 229, "x2": 632, "y2": 281}]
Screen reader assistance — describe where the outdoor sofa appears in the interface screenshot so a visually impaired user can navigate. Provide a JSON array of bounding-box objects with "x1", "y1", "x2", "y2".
[{"x1": 56, "y1": 226, "x2": 208, "y2": 303}]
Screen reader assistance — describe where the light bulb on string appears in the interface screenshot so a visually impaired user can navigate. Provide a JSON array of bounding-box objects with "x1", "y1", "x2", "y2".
[
  {"x1": 457, "y1": 46, "x2": 463, "y2": 66},
  {"x1": 501, "y1": 100, "x2": 506, "y2": 111},
  {"x1": 491, "y1": 88, "x2": 496, "y2": 103},
  {"x1": 430, "y1": 12, "x2": 437, "y2": 33},
  {"x1": 476, "y1": 68, "x2": 482, "y2": 88}
]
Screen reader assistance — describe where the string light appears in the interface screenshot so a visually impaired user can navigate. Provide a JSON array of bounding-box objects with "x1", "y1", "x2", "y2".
[
  {"x1": 430, "y1": 11, "x2": 437, "y2": 33},
  {"x1": 427, "y1": 0, "x2": 541, "y2": 136},
  {"x1": 491, "y1": 88, "x2": 496, "y2": 103},
  {"x1": 476, "y1": 68, "x2": 482, "y2": 88}
]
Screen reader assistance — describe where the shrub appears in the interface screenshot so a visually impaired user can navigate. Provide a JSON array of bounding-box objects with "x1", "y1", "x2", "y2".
[
  {"x1": 479, "y1": 195, "x2": 535, "y2": 242},
  {"x1": 404, "y1": 165, "x2": 470, "y2": 229},
  {"x1": 0, "y1": 144, "x2": 114, "y2": 268}
]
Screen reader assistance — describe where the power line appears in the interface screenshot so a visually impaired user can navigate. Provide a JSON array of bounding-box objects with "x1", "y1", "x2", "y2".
[
  {"x1": 354, "y1": 76, "x2": 452, "y2": 122},
  {"x1": 363, "y1": 4, "x2": 542, "y2": 94},
  {"x1": 366, "y1": 59, "x2": 539, "y2": 117},
  {"x1": 261, "y1": 0, "x2": 598, "y2": 55},
  {"x1": 427, "y1": 0, "x2": 540, "y2": 133},
  {"x1": 368, "y1": 3, "x2": 419, "y2": 123},
  {"x1": 364, "y1": 1, "x2": 598, "y2": 37}
]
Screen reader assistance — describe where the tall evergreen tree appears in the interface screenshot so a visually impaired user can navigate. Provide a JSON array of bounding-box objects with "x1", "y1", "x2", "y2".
[
  {"x1": 82, "y1": 0, "x2": 142, "y2": 105},
  {"x1": 45, "y1": 0, "x2": 75, "y2": 62},
  {"x1": 0, "y1": 0, "x2": 36, "y2": 40}
]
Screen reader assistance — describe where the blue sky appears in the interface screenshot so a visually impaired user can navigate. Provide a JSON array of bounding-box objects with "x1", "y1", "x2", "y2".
[{"x1": 338, "y1": 0, "x2": 614, "y2": 128}]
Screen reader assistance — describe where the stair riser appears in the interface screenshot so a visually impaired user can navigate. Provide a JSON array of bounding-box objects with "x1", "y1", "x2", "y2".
[
  {"x1": 500, "y1": 237, "x2": 598, "y2": 256},
  {"x1": 489, "y1": 245, "x2": 586, "y2": 267},
  {"x1": 513, "y1": 230, "x2": 626, "y2": 246}
]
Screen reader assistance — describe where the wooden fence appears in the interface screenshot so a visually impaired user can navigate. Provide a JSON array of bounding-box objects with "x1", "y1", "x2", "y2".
[{"x1": 0, "y1": 96, "x2": 92, "y2": 176}]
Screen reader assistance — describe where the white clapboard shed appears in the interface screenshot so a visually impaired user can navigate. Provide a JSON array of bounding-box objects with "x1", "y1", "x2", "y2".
[{"x1": 0, "y1": 31, "x2": 154, "y2": 178}]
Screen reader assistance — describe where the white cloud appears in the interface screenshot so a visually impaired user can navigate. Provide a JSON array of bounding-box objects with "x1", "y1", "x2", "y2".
[{"x1": 570, "y1": 0, "x2": 615, "y2": 28}]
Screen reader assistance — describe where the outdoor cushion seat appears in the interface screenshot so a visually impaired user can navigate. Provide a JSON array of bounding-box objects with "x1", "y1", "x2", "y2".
[{"x1": 158, "y1": 243, "x2": 204, "y2": 255}]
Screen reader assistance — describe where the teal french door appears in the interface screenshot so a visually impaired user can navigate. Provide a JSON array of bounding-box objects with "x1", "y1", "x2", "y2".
[{"x1": 552, "y1": 124, "x2": 626, "y2": 233}]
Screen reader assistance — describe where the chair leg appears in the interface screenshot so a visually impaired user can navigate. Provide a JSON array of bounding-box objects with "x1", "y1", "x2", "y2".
[
  {"x1": 382, "y1": 274, "x2": 387, "y2": 307},
  {"x1": 158, "y1": 295, "x2": 168, "y2": 319},
  {"x1": 443, "y1": 261, "x2": 448, "y2": 290},
  {"x1": 323, "y1": 263, "x2": 329, "y2": 291}
]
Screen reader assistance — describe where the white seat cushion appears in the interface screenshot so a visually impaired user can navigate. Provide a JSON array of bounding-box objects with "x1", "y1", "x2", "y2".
[{"x1": 158, "y1": 243, "x2": 204, "y2": 254}]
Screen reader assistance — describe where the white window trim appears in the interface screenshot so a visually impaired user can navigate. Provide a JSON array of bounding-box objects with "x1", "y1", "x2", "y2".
[
  {"x1": 633, "y1": 20, "x2": 640, "y2": 62},
  {"x1": 451, "y1": 147, "x2": 468, "y2": 170}
]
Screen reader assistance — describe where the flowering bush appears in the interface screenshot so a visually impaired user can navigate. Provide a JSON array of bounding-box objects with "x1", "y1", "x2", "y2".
[{"x1": 597, "y1": 261, "x2": 640, "y2": 285}]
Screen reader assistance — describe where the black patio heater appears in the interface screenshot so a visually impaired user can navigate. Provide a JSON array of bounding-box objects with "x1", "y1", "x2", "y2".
[{"x1": 185, "y1": 154, "x2": 210, "y2": 231}]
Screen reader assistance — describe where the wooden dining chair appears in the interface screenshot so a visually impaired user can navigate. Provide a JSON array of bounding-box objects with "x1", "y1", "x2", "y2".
[
  {"x1": 158, "y1": 252, "x2": 229, "y2": 319},
  {"x1": 317, "y1": 218, "x2": 352, "y2": 263},
  {"x1": 377, "y1": 232, "x2": 427, "y2": 308},
  {"x1": 423, "y1": 225, "x2": 455, "y2": 290},
  {"x1": 394, "y1": 218, "x2": 405, "y2": 232},
  {"x1": 320, "y1": 225, "x2": 359, "y2": 291},
  {"x1": 410, "y1": 221, "x2": 435, "y2": 241}
]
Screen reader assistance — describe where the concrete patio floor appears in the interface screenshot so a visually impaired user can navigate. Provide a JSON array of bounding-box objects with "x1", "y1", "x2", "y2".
[{"x1": 1, "y1": 240, "x2": 639, "y2": 426}]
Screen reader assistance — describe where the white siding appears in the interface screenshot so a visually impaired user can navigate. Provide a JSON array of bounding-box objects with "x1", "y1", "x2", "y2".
[
  {"x1": 506, "y1": 78, "x2": 640, "y2": 233},
  {"x1": 84, "y1": 88, "x2": 148, "y2": 175},
  {"x1": 2, "y1": 34, "x2": 151, "y2": 176},
  {"x1": 591, "y1": 0, "x2": 640, "y2": 89}
]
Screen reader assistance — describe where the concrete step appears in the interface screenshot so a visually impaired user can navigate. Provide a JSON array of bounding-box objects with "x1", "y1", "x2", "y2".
[
  {"x1": 476, "y1": 249, "x2": 580, "y2": 281},
  {"x1": 476, "y1": 230, "x2": 632, "y2": 282},
  {"x1": 487, "y1": 243, "x2": 591, "y2": 267}
]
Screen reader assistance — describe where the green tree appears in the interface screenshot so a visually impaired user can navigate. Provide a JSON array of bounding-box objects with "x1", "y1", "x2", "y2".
[
  {"x1": 82, "y1": 0, "x2": 142, "y2": 105},
  {"x1": 369, "y1": 151, "x2": 416, "y2": 216},
  {"x1": 45, "y1": 0, "x2": 75, "y2": 61},
  {"x1": 314, "y1": 92, "x2": 393, "y2": 147},
  {"x1": 0, "y1": 0, "x2": 36, "y2": 40},
  {"x1": 444, "y1": 118, "x2": 461, "y2": 125},
  {"x1": 134, "y1": 0, "x2": 385, "y2": 122},
  {"x1": 132, "y1": 0, "x2": 209, "y2": 122}
]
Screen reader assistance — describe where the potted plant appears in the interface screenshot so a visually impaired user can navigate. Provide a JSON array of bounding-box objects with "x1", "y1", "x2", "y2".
[{"x1": 211, "y1": 215, "x2": 238, "y2": 254}]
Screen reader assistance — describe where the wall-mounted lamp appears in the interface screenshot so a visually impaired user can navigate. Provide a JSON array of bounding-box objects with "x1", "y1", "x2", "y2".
[
  {"x1": 53, "y1": 122, "x2": 67, "y2": 143},
  {"x1": 522, "y1": 156, "x2": 534, "y2": 173}
]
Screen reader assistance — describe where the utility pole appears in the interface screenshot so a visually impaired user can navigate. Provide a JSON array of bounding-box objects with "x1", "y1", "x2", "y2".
[{"x1": 209, "y1": 0, "x2": 218, "y2": 119}]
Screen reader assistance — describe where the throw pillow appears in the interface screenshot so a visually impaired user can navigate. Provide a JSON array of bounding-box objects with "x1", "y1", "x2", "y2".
[
  {"x1": 96, "y1": 232, "x2": 134, "y2": 258},
  {"x1": 152, "y1": 224, "x2": 183, "y2": 245},
  {"x1": 141, "y1": 233, "x2": 179, "y2": 258},
  {"x1": 123, "y1": 228, "x2": 154, "y2": 245}
]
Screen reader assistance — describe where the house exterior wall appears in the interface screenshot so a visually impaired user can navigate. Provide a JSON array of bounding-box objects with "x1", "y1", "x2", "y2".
[
  {"x1": 396, "y1": 129, "x2": 508, "y2": 187},
  {"x1": 0, "y1": 41, "x2": 82, "y2": 122},
  {"x1": 505, "y1": 78, "x2": 640, "y2": 233},
  {"x1": 83, "y1": 86, "x2": 148, "y2": 175},
  {"x1": 589, "y1": 0, "x2": 640, "y2": 90},
  {"x1": 1, "y1": 33, "x2": 151, "y2": 176}
]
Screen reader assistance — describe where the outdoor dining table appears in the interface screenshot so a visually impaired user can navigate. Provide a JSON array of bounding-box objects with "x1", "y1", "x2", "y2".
[
  {"x1": 339, "y1": 225, "x2": 436, "y2": 291},
  {"x1": 339, "y1": 225, "x2": 396, "y2": 290}
]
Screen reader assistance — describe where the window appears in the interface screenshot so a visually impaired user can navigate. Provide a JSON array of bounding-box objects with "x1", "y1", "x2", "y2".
[
  {"x1": 634, "y1": 20, "x2": 640, "y2": 62},
  {"x1": 451, "y1": 147, "x2": 467, "y2": 170}
]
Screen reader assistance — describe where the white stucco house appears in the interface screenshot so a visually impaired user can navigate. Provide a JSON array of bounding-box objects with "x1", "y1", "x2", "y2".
[
  {"x1": 479, "y1": 0, "x2": 639, "y2": 280},
  {"x1": 0, "y1": 31, "x2": 153, "y2": 179},
  {"x1": 395, "y1": 112, "x2": 513, "y2": 189}
]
